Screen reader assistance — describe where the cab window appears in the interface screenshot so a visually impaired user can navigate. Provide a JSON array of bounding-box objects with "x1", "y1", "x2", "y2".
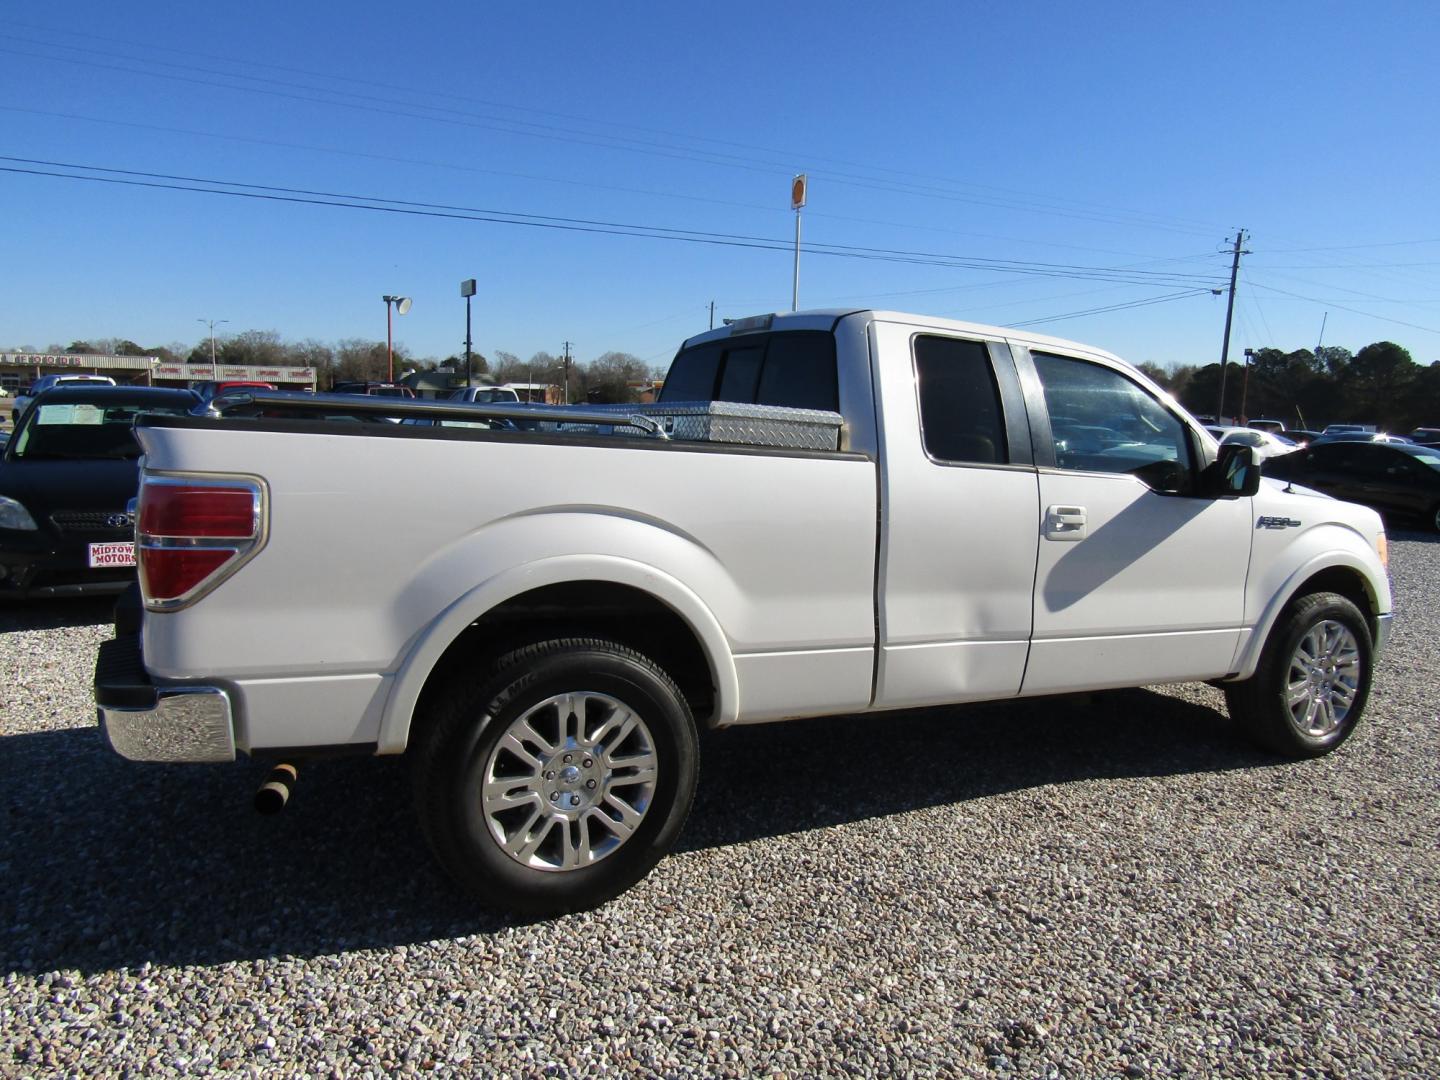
[
  {"x1": 660, "y1": 331, "x2": 838, "y2": 412},
  {"x1": 1032, "y1": 352, "x2": 1192, "y2": 492},
  {"x1": 913, "y1": 336, "x2": 1006, "y2": 465}
]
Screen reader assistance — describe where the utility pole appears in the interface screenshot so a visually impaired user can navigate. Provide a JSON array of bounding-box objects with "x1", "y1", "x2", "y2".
[
  {"x1": 709, "y1": 301, "x2": 715, "y2": 330},
  {"x1": 1215, "y1": 229, "x2": 1249, "y2": 422},
  {"x1": 561, "y1": 340, "x2": 573, "y2": 405}
]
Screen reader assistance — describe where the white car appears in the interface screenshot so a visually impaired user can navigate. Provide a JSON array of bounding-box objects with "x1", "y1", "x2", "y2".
[
  {"x1": 1206, "y1": 425, "x2": 1300, "y2": 460},
  {"x1": 12, "y1": 373, "x2": 117, "y2": 423}
]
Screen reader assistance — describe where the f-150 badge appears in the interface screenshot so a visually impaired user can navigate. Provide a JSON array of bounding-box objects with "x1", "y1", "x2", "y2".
[{"x1": 1257, "y1": 516, "x2": 1302, "y2": 529}]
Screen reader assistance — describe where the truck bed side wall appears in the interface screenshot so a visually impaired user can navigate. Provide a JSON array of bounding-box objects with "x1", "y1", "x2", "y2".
[{"x1": 135, "y1": 423, "x2": 879, "y2": 751}]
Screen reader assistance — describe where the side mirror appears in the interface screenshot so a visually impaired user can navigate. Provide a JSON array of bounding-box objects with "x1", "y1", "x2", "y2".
[{"x1": 1206, "y1": 443, "x2": 1260, "y2": 498}]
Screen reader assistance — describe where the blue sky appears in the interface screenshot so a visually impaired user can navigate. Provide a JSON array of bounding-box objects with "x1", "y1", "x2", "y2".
[{"x1": 3, "y1": 1, "x2": 1437, "y2": 372}]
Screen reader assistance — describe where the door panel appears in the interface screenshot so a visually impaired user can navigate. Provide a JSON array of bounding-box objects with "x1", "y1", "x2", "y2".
[
  {"x1": 1015, "y1": 347, "x2": 1252, "y2": 695},
  {"x1": 872, "y1": 321, "x2": 1040, "y2": 707},
  {"x1": 1023, "y1": 471, "x2": 1251, "y2": 693}
]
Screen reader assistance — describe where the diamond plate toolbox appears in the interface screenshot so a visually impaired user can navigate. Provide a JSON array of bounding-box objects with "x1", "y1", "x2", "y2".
[{"x1": 537, "y1": 401, "x2": 844, "y2": 451}]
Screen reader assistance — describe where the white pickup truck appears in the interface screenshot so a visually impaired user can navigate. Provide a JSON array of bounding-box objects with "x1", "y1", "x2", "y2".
[{"x1": 95, "y1": 309, "x2": 1393, "y2": 914}]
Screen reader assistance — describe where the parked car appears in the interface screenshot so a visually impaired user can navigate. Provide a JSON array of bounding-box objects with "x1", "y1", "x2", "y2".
[
  {"x1": 1312, "y1": 431, "x2": 1411, "y2": 445},
  {"x1": 1321, "y1": 423, "x2": 1372, "y2": 436},
  {"x1": 1204, "y1": 426, "x2": 1300, "y2": 461},
  {"x1": 1246, "y1": 419, "x2": 1285, "y2": 434},
  {"x1": 442, "y1": 385, "x2": 522, "y2": 404},
  {"x1": 191, "y1": 380, "x2": 277, "y2": 404},
  {"x1": 11, "y1": 374, "x2": 117, "y2": 423},
  {"x1": 1281, "y1": 429, "x2": 1320, "y2": 446},
  {"x1": 97, "y1": 308, "x2": 1393, "y2": 915},
  {"x1": 0, "y1": 386, "x2": 200, "y2": 598},
  {"x1": 1264, "y1": 439, "x2": 1440, "y2": 532},
  {"x1": 332, "y1": 381, "x2": 415, "y2": 398},
  {"x1": 1406, "y1": 427, "x2": 1440, "y2": 448}
]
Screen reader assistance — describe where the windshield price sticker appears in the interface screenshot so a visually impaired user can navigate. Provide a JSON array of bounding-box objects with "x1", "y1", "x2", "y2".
[
  {"x1": 35, "y1": 403, "x2": 105, "y2": 426},
  {"x1": 88, "y1": 542, "x2": 137, "y2": 568},
  {"x1": 35, "y1": 404, "x2": 75, "y2": 425}
]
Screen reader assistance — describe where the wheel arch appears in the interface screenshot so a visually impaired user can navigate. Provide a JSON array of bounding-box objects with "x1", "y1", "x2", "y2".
[
  {"x1": 378, "y1": 556, "x2": 738, "y2": 754},
  {"x1": 1230, "y1": 552, "x2": 1386, "y2": 681}
]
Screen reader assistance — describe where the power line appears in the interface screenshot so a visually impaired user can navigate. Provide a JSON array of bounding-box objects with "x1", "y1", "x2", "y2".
[
  {"x1": 3, "y1": 103, "x2": 1231, "y2": 265},
  {"x1": 1009, "y1": 289, "x2": 1213, "y2": 328},
  {"x1": 0, "y1": 21, "x2": 1229, "y2": 236},
  {"x1": 0, "y1": 38, "x2": 1222, "y2": 238},
  {"x1": 1245, "y1": 281, "x2": 1440, "y2": 337},
  {"x1": 0, "y1": 156, "x2": 1228, "y2": 288}
]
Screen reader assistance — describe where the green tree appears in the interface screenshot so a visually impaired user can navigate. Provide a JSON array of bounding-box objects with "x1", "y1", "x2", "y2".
[{"x1": 1341, "y1": 341, "x2": 1417, "y2": 430}]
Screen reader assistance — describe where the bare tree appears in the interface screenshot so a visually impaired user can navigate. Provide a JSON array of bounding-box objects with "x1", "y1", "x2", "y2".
[{"x1": 586, "y1": 351, "x2": 653, "y2": 404}]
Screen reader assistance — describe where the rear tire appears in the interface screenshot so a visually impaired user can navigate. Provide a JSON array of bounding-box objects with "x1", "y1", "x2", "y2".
[
  {"x1": 412, "y1": 637, "x2": 698, "y2": 915},
  {"x1": 1224, "y1": 592, "x2": 1373, "y2": 758}
]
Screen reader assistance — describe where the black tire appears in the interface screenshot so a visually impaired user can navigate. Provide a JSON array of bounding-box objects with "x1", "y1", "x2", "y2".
[
  {"x1": 412, "y1": 637, "x2": 698, "y2": 915},
  {"x1": 1224, "y1": 591, "x2": 1373, "y2": 758},
  {"x1": 1429, "y1": 502, "x2": 1440, "y2": 534}
]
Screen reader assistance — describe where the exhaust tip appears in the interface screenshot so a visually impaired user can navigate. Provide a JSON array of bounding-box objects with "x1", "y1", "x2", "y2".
[{"x1": 254, "y1": 763, "x2": 298, "y2": 814}]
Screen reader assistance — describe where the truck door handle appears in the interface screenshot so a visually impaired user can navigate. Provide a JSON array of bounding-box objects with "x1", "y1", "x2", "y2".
[{"x1": 1044, "y1": 505, "x2": 1087, "y2": 541}]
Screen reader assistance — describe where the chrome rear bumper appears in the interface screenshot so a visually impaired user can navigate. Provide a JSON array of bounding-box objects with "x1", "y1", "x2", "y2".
[{"x1": 94, "y1": 635, "x2": 236, "y2": 763}]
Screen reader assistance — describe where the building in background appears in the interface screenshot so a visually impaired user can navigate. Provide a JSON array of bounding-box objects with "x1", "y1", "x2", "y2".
[{"x1": 0, "y1": 353, "x2": 314, "y2": 394}]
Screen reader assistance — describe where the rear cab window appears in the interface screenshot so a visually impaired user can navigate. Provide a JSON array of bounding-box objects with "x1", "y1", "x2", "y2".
[{"x1": 660, "y1": 331, "x2": 838, "y2": 412}]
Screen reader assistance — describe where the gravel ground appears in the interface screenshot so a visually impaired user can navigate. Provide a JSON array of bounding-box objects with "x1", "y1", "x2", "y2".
[{"x1": 3, "y1": 537, "x2": 1438, "y2": 1078}]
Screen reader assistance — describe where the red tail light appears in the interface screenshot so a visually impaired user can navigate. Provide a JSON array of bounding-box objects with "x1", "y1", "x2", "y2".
[
  {"x1": 140, "y1": 485, "x2": 256, "y2": 538},
  {"x1": 137, "y1": 475, "x2": 266, "y2": 610}
]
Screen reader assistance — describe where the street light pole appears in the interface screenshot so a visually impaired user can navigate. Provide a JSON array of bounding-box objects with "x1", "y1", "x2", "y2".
[
  {"x1": 790, "y1": 174, "x2": 807, "y2": 312},
  {"x1": 197, "y1": 317, "x2": 228, "y2": 379},
  {"x1": 460, "y1": 279, "x2": 477, "y2": 386},
  {"x1": 381, "y1": 295, "x2": 411, "y2": 383}
]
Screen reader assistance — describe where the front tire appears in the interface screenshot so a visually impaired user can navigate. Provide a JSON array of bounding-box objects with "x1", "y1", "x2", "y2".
[
  {"x1": 1224, "y1": 592, "x2": 1373, "y2": 758},
  {"x1": 412, "y1": 638, "x2": 698, "y2": 915}
]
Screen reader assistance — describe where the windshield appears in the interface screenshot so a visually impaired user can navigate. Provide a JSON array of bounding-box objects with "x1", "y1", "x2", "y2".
[{"x1": 11, "y1": 401, "x2": 194, "y2": 460}]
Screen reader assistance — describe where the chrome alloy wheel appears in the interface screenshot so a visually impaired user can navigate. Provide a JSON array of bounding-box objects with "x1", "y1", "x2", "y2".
[
  {"x1": 1285, "y1": 619, "x2": 1362, "y2": 738},
  {"x1": 482, "y1": 691, "x2": 658, "y2": 872}
]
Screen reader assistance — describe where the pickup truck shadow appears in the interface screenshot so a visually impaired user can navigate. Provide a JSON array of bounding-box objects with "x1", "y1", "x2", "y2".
[{"x1": 2, "y1": 688, "x2": 1268, "y2": 975}]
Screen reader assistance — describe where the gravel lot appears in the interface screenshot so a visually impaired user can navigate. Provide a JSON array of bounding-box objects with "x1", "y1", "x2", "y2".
[{"x1": 3, "y1": 536, "x2": 1438, "y2": 1078}]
